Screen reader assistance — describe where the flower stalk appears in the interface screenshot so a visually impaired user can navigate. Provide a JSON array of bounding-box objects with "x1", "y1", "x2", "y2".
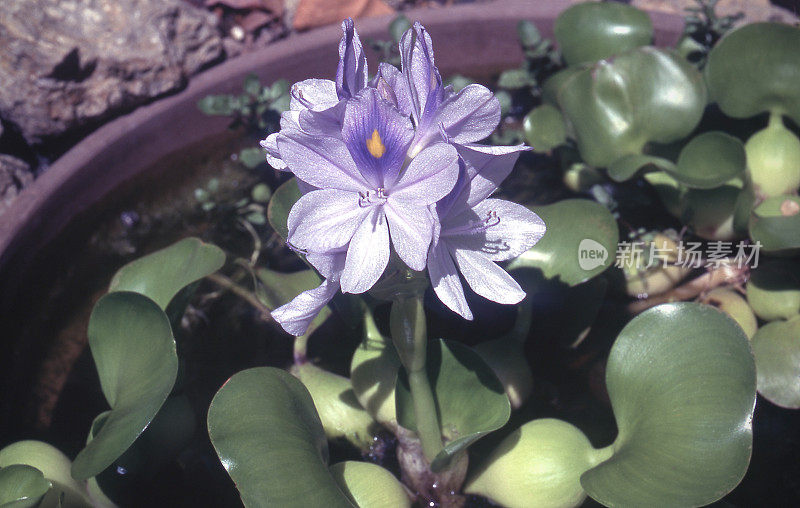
[{"x1": 390, "y1": 292, "x2": 443, "y2": 462}]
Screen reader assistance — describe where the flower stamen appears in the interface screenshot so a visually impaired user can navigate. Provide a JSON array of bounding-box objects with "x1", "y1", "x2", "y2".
[
  {"x1": 442, "y1": 210, "x2": 500, "y2": 236},
  {"x1": 358, "y1": 188, "x2": 389, "y2": 207}
]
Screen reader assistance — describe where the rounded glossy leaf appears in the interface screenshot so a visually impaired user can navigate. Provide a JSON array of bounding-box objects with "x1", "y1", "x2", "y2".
[
  {"x1": 671, "y1": 131, "x2": 746, "y2": 188},
  {"x1": 207, "y1": 367, "x2": 354, "y2": 508},
  {"x1": 474, "y1": 336, "x2": 532, "y2": 409},
  {"x1": 109, "y1": 237, "x2": 225, "y2": 310},
  {"x1": 581, "y1": 303, "x2": 757, "y2": 507},
  {"x1": 643, "y1": 171, "x2": 685, "y2": 218},
  {"x1": 0, "y1": 441, "x2": 91, "y2": 508},
  {"x1": 0, "y1": 465, "x2": 50, "y2": 508},
  {"x1": 541, "y1": 67, "x2": 584, "y2": 106},
  {"x1": 554, "y1": 2, "x2": 653, "y2": 66},
  {"x1": 507, "y1": 199, "x2": 619, "y2": 286},
  {"x1": 350, "y1": 309, "x2": 401, "y2": 427},
  {"x1": 684, "y1": 183, "x2": 743, "y2": 241},
  {"x1": 746, "y1": 260, "x2": 800, "y2": 322},
  {"x1": 751, "y1": 317, "x2": 800, "y2": 408},
  {"x1": 705, "y1": 23, "x2": 800, "y2": 124},
  {"x1": 72, "y1": 292, "x2": 178, "y2": 480},
  {"x1": 559, "y1": 47, "x2": 706, "y2": 167},
  {"x1": 523, "y1": 104, "x2": 567, "y2": 152},
  {"x1": 395, "y1": 340, "x2": 510, "y2": 472},
  {"x1": 294, "y1": 363, "x2": 378, "y2": 450},
  {"x1": 749, "y1": 195, "x2": 800, "y2": 253},
  {"x1": 267, "y1": 178, "x2": 302, "y2": 241},
  {"x1": 607, "y1": 154, "x2": 675, "y2": 182},
  {"x1": 329, "y1": 462, "x2": 410, "y2": 508},
  {"x1": 466, "y1": 419, "x2": 611, "y2": 508}
]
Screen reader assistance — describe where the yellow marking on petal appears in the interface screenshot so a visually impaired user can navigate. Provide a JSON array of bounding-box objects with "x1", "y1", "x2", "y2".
[{"x1": 366, "y1": 129, "x2": 386, "y2": 158}]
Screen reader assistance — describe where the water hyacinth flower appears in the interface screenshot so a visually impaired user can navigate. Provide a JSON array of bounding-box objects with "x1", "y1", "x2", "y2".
[
  {"x1": 260, "y1": 18, "x2": 367, "y2": 170},
  {"x1": 268, "y1": 18, "x2": 545, "y2": 336},
  {"x1": 430, "y1": 145, "x2": 546, "y2": 320}
]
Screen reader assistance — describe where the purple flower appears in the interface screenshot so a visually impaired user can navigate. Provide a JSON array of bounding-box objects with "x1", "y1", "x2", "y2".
[
  {"x1": 374, "y1": 22, "x2": 501, "y2": 156},
  {"x1": 268, "y1": 19, "x2": 545, "y2": 336},
  {"x1": 261, "y1": 19, "x2": 366, "y2": 170},
  {"x1": 280, "y1": 87, "x2": 459, "y2": 293},
  {"x1": 428, "y1": 144, "x2": 546, "y2": 320}
]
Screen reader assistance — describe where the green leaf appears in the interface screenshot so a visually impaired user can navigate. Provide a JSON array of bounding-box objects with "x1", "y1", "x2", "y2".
[
  {"x1": 350, "y1": 308, "x2": 401, "y2": 427},
  {"x1": 554, "y1": 2, "x2": 653, "y2": 65},
  {"x1": 607, "y1": 154, "x2": 675, "y2": 182},
  {"x1": 293, "y1": 363, "x2": 378, "y2": 450},
  {"x1": 507, "y1": 199, "x2": 619, "y2": 286},
  {"x1": 239, "y1": 147, "x2": 266, "y2": 169},
  {"x1": 749, "y1": 195, "x2": 800, "y2": 253},
  {"x1": 243, "y1": 74, "x2": 261, "y2": 97},
  {"x1": 497, "y1": 68, "x2": 537, "y2": 90},
  {"x1": 517, "y1": 20, "x2": 542, "y2": 47},
  {"x1": 395, "y1": 339, "x2": 510, "y2": 472},
  {"x1": 0, "y1": 441, "x2": 91, "y2": 508},
  {"x1": 669, "y1": 131, "x2": 746, "y2": 188},
  {"x1": 523, "y1": 104, "x2": 567, "y2": 152},
  {"x1": 207, "y1": 367, "x2": 355, "y2": 508},
  {"x1": 683, "y1": 183, "x2": 744, "y2": 241},
  {"x1": 581, "y1": 303, "x2": 756, "y2": 507},
  {"x1": 71, "y1": 292, "x2": 178, "y2": 480},
  {"x1": 0, "y1": 465, "x2": 50, "y2": 508},
  {"x1": 109, "y1": 237, "x2": 225, "y2": 310},
  {"x1": 541, "y1": 67, "x2": 583, "y2": 106},
  {"x1": 267, "y1": 178, "x2": 302, "y2": 240},
  {"x1": 329, "y1": 462, "x2": 411, "y2": 508},
  {"x1": 705, "y1": 23, "x2": 800, "y2": 124},
  {"x1": 751, "y1": 317, "x2": 800, "y2": 408},
  {"x1": 197, "y1": 95, "x2": 235, "y2": 116},
  {"x1": 558, "y1": 48, "x2": 707, "y2": 168}
]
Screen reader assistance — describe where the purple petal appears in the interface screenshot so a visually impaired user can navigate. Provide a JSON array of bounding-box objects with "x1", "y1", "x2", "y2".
[
  {"x1": 400, "y1": 22, "x2": 441, "y2": 121},
  {"x1": 457, "y1": 143, "x2": 530, "y2": 207},
  {"x1": 260, "y1": 133, "x2": 286, "y2": 170},
  {"x1": 306, "y1": 250, "x2": 347, "y2": 279},
  {"x1": 375, "y1": 62, "x2": 413, "y2": 117},
  {"x1": 428, "y1": 241, "x2": 473, "y2": 320},
  {"x1": 277, "y1": 129, "x2": 368, "y2": 192},
  {"x1": 385, "y1": 201, "x2": 435, "y2": 271},
  {"x1": 287, "y1": 189, "x2": 369, "y2": 251},
  {"x1": 290, "y1": 79, "x2": 339, "y2": 112},
  {"x1": 436, "y1": 84, "x2": 501, "y2": 144},
  {"x1": 445, "y1": 199, "x2": 546, "y2": 262},
  {"x1": 342, "y1": 88, "x2": 414, "y2": 188},
  {"x1": 341, "y1": 207, "x2": 390, "y2": 294},
  {"x1": 337, "y1": 18, "x2": 368, "y2": 99},
  {"x1": 297, "y1": 101, "x2": 345, "y2": 138},
  {"x1": 452, "y1": 248, "x2": 525, "y2": 304},
  {"x1": 272, "y1": 277, "x2": 340, "y2": 336},
  {"x1": 391, "y1": 142, "x2": 459, "y2": 203}
]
